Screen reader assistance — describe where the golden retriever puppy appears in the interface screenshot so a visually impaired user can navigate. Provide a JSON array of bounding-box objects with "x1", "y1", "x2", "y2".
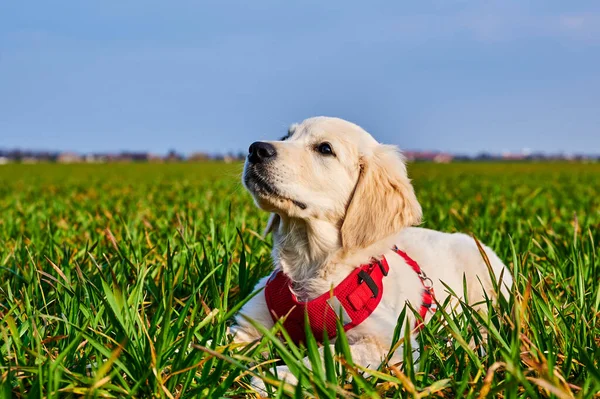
[{"x1": 232, "y1": 116, "x2": 512, "y2": 390}]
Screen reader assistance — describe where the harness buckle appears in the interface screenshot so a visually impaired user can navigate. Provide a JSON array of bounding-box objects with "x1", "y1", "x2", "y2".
[{"x1": 327, "y1": 296, "x2": 353, "y2": 325}]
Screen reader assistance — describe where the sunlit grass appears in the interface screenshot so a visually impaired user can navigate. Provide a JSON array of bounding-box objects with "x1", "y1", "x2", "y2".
[{"x1": 1, "y1": 162, "x2": 599, "y2": 398}]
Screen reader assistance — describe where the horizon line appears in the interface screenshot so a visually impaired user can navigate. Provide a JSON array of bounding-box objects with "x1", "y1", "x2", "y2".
[{"x1": 2, "y1": 147, "x2": 600, "y2": 158}]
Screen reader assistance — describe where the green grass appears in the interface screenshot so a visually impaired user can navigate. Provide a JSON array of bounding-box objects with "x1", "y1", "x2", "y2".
[{"x1": 1, "y1": 162, "x2": 599, "y2": 398}]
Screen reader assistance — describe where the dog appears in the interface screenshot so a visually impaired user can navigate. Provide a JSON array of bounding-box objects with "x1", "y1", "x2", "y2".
[{"x1": 231, "y1": 116, "x2": 512, "y2": 391}]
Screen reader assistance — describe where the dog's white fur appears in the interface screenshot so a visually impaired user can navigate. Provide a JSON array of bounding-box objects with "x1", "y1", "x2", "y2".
[{"x1": 232, "y1": 116, "x2": 512, "y2": 389}]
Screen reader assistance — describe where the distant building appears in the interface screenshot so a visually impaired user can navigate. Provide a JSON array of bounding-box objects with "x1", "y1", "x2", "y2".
[
  {"x1": 57, "y1": 152, "x2": 83, "y2": 163},
  {"x1": 433, "y1": 153, "x2": 454, "y2": 163},
  {"x1": 85, "y1": 154, "x2": 107, "y2": 163},
  {"x1": 0, "y1": 157, "x2": 8, "y2": 165},
  {"x1": 501, "y1": 152, "x2": 526, "y2": 161},
  {"x1": 123, "y1": 152, "x2": 150, "y2": 162},
  {"x1": 404, "y1": 151, "x2": 453, "y2": 163},
  {"x1": 165, "y1": 149, "x2": 184, "y2": 162},
  {"x1": 188, "y1": 152, "x2": 210, "y2": 162},
  {"x1": 474, "y1": 152, "x2": 495, "y2": 161},
  {"x1": 148, "y1": 154, "x2": 164, "y2": 163},
  {"x1": 21, "y1": 157, "x2": 39, "y2": 164}
]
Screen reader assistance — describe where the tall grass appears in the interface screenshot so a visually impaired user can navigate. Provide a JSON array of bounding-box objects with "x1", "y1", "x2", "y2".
[{"x1": 0, "y1": 162, "x2": 599, "y2": 398}]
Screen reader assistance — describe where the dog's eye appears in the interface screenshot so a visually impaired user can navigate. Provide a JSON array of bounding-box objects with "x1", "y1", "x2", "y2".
[{"x1": 316, "y1": 142, "x2": 334, "y2": 156}]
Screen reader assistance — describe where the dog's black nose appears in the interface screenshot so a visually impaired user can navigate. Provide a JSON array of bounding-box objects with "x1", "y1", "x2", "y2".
[{"x1": 248, "y1": 141, "x2": 276, "y2": 163}]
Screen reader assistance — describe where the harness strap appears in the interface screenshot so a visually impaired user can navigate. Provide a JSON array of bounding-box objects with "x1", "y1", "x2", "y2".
[{"x1": 392, "y1": 246, "x2": 437, "y2": 330}]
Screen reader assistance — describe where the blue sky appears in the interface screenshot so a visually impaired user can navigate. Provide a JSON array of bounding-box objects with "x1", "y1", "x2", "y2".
[{"x1": 1, "y1": 1, "x2": 599, "y2": 155}]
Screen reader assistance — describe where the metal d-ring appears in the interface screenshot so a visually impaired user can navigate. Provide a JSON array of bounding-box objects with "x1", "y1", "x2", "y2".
[{"x1": 422, "y1": 276, "x2": 434, "y2": 289}]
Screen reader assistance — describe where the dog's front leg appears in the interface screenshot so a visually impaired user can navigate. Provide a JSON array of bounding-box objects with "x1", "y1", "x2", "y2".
[{"x1": 250, "y1": 337, "x2": 394, "y2": 395}]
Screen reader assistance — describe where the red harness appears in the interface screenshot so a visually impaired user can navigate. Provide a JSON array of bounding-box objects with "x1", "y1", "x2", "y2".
[{"x1": 264, "y1": 247, "x2": 436, "y2": 344}]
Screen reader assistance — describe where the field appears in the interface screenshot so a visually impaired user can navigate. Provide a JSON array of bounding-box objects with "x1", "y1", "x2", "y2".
[{"x1": 1, "y1": 162, "x2": 599, "y2": 398}]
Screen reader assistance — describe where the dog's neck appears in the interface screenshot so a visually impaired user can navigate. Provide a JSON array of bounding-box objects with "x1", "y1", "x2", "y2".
[
  {"x1": 271, "y1": 215, "x2": 343, "y2": 299},
  {"x1": 270, "y1": 213, "x2": 402, "y2": 300}
]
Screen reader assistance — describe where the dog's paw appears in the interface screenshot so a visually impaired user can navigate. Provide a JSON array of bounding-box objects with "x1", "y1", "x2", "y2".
[
  {"x1": 249, "y1": 376, "x2": 269, "y2": 397},
  {"x1": 249, "y1": 366, "x2": 299, "y2": 397}
]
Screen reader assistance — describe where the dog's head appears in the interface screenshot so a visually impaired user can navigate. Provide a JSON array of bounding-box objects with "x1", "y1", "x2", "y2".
[{"x1": 243, "y1": 116, "x2": 422, "y2": 252}]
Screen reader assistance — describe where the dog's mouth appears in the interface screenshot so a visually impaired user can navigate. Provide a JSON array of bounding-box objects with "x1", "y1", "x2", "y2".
[{"x1": 244, "y1": 167, "x2": 307, "y2": 210}]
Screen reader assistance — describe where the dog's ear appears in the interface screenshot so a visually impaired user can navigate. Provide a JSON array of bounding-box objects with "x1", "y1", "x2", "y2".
[
  {"x1": 341, "y1": 144, "x2": 422, "y2": 251},
  {"x1": 263, "y1": 213, "x2": 281, "y2": 237}
]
